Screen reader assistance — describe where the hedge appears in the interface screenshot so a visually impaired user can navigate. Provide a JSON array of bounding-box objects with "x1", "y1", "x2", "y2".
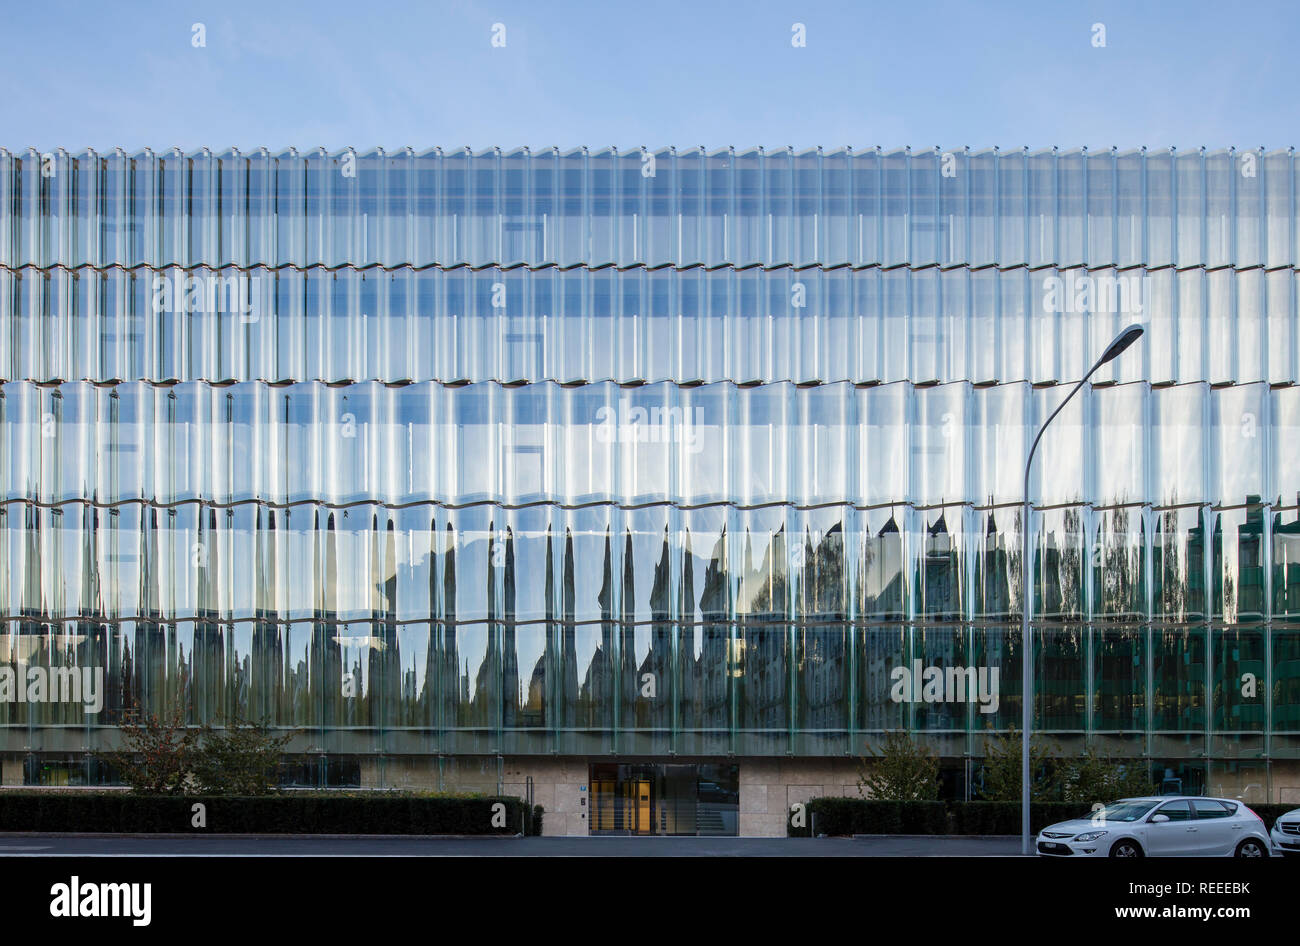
[
  {"x1": 0, "y1": 792, "x2": 542, "y2": 836},
  {"x1": 789, "y1": 798, "x2": 948, "y2": 836},
  {"x1": 949, "y1": 802, "x2": 1096, "y2": 835},
  {"x1": 789, "y1": 798, "x2": 1297, "y2": 836}
]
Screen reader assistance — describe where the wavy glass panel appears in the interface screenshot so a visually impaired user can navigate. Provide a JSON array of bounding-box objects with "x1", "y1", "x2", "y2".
[
  {"x1": 1152, "y1": 627, "x2": 1206, "y2": 736},
  {"x1": 1274, "y1": 507, "x2": 1300, "y2": 619},
  {"x1": 972, "y1": 506, "x2": 1019, "y2": 621},
  {"x1": 909, "y1": 150, "x2": 939, "y2": 269},
  {"x1": 1116, "y1": 150, "x2": 1145, "y2": 269},
  {"x1": 1093, "y1": 383, "x2": 1147, "y2": 507},
  {"x1": 915, "y1": 506, "x2": 965, "y2": 621},
  {"x1": 1091, "y1": 506, "x2": 1146, "y2": 621},
  {"x1": 1030, "y1": 382, "x2": 1086, "y2": 507},
  {"x1": 1205, "y1": 150, "x2": 1234, "y2": 270},
  {"x1": 856, "y1": 624, "x2": 904, "y2": 732},
  {"x1": 911, "y1": 382, "x2": 965, "y2": 507},
  {"x1": 1086, "y1": 150, "x2": 1115, "y2": 268},
  {"x1": 441, "y1": 620, "x2": 498, "y2": 754},
  {"x1": 1237, "y1": 149, "x2": 1264, "y2": 270},
  {"x1": 970, "y1": 625, "x2": 1023, "y2": 732},
  {"x1": 1035, "y1": 506, "x2": 1086, "y2": 621},
  {"x1": 1153, "y1": 506, "x2": 1207, "y2": 623},
  {"x1": 734, "y1": 621, "x2": 789, "y2": 754},
  {"x1": 793, "y1": 620, "x2": 849, "y2": 755},
  {"x1": 1152, "y1": 382, "x2": 1207, "y2": 508},
  {"x1": 912, "y1": 623, "x2": 968, "y2": 735},
  {"x1": 1211, "y1": 505, "x2": 1266, "y2": 623},
  {"x1": 1212, "y1": 627, "x2": 1265, "y2": 734},
  {"x1": 1035, "y1": 625, "x2": 1085, "y2": 735},
  {"x1": 1274, "y1": 629, "x2": 1300, "y2": 739},
  {"x1": 1144, "y1": 269, "x2": 1176, "y2": 384},
  {"x1": 676, "y1": 621, "x2": 731, "y2": 756},
  {"x1": 1267, "y1": 270, "x2": 1297, "y2": 386},
  {"x1": 1092, "y1": 626, "x2": 1145, "y2": 734},
  {"x1": 790, "y1": 505, "x2": 848, "y2": 622}
]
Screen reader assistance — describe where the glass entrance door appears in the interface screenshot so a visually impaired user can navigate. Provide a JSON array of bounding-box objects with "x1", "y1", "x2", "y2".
[
  {"x1": 589, "y1": 769, "x2": 653, "y2": 833},
  {"x1": 588, "y1": 763, "x2": 738, "y2": 835},
  {"x1": 624, "y1": 778, "x2": 652, "y2": 834}
]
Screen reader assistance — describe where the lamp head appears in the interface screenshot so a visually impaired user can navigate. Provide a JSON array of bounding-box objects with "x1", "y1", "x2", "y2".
[{"x1": 1099, "y1": 323, "x2": 1144, "y2": 365}]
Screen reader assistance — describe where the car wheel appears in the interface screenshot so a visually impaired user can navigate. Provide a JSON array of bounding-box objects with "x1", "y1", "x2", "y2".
[
  {"x1": 1235, "y1": 839, "x2": 1266, "y2": 858},
  {"x1": 1109, "y1": 839, "x2": 1143, "y2": 858}
]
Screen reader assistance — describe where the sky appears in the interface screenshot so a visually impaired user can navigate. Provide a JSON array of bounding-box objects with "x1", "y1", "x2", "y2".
[{"x1": 0, "y1": 0, "x2": 1296, "y2": 152}]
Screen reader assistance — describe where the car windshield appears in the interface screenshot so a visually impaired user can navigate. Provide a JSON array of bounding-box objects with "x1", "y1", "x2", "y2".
[{"x1": 1093, "y1": 801, "x2": 1159, "y2": 823}]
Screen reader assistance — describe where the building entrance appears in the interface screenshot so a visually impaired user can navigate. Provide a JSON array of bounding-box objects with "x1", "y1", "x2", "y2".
[{"x1": 588, "y1": 763, "x2": 739, "y2": 836}]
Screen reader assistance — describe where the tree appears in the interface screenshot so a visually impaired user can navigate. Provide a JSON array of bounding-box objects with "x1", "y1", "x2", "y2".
[
  {"x1": 97, "y1": 700, "x2": 198, "y2": 795},
  {"x1": 977, "y1": 729, "x2": 1061, "y2": 801},
  {"x1": 97, "y1": 699, "x2": 296, "y2": 796},
  {"x1": 858, "y1": 730, "x2": 940, "y2": 801},
  {"x1": 190, "y1": 713, "x2": 296, "y2": 795},
  {"x1": 1059, "y1": 746, "x2": 1154, "y2": 804}
]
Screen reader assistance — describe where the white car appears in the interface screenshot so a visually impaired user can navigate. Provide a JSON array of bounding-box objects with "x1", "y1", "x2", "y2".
[
  {"x1": 1270, "y1": 808, "x2": 1300, "y2": 857},
  {"x1": 1036, "y1": 796, "x2": 1271, "y2": 857}
]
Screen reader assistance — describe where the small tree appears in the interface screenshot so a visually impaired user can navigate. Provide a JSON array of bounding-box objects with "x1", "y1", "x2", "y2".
[
  {"x1": 1060, "y1": 747, "x2": 1154, "y2": 804},
  {"x1": 977, "y1": 729, "x2": 1061, "y2": 801},
  {"x1": 191, "y1": 713, "x2": 295, "y2": 795},
  {"x1": 97, "y1": 700, "x2": 198, "y2": 795},
  {"x1": 858, "y1": 730, "x2": 940, "y2": 800}
]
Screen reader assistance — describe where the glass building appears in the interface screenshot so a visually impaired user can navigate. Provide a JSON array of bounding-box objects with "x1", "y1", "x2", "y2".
[{"x1": 2, "y1": 146, "x2": 1299, "y2": 834}]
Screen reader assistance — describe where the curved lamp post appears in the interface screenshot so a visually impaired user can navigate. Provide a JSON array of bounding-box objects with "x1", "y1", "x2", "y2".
[{"x1": 1021, "y1": 323, "x2": 1144, "y2": 855}]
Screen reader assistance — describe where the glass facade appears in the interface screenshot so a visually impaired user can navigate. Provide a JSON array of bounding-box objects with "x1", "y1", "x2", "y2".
[{"x1": 1, "y1": 146, "x2": 1298, "y2": 797}]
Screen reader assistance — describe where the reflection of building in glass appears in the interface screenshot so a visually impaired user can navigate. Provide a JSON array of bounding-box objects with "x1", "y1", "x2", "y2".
[{"x1": 2, "y1": 147, "x2": 1300, "y2": 828}]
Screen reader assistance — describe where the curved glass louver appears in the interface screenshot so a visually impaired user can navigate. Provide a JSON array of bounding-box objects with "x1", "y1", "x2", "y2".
[{"x1": 1, "y1": 147, "x2": 1297, "y2": 790}]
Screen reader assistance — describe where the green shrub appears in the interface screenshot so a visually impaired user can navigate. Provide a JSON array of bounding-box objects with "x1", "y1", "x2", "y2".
[
  {"x1": 949, "y1": 801, "x2": 1094, "y2": 835},
  {"x1": 788, "y1": 798, "x2": 947, "y2": 836},
  {"x1": 901, "y1": 800, "x2": 950, "y2": 834},
  {"x1": 0, "y1": 792, "x2": 528, "y2": 835},
  {"x1": 789, "y1": 798, "x2": 1102, "y2": 836},
  {"x1": 190, "y1": 715, "x2": 296, "y2": 795}
]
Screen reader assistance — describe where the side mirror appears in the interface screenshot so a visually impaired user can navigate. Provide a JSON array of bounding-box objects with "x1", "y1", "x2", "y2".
[{"x1": 1150, "y1": 813, "x2": 1170, "y2": 823}]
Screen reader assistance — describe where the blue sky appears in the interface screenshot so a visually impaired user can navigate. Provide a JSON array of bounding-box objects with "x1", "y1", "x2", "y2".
[{"x1": 1, "y1": 0, "x2": 1296, "y2": 151}]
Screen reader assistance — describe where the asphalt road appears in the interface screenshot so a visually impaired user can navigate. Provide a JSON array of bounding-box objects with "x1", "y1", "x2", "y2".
[{"x1": 0, "y1": 834, "x2": 1023, "y2": 857}]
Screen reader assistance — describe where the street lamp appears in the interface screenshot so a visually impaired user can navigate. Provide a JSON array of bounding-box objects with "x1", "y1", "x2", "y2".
[{"x1": 1020, "y1": 322, "x2": 1144, "y2": 855}]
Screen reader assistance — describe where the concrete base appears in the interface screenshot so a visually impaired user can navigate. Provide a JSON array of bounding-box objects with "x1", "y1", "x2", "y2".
[{"x1": 738, "y1": 758, "x2": 862, "y2": 837}]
